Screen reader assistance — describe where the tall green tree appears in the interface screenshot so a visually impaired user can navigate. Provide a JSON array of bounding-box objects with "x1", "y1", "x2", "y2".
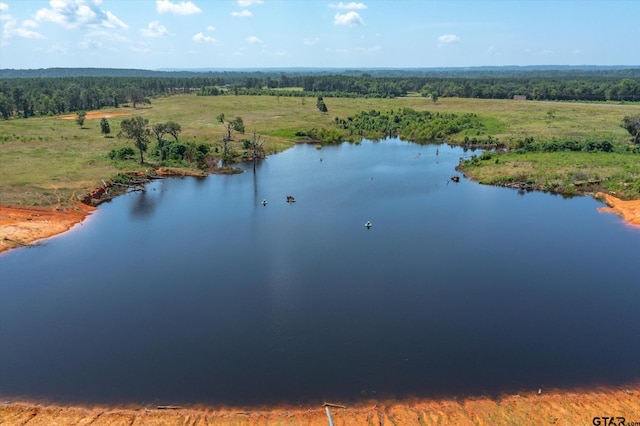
[
  {"x1": 231, "y1": 116, "x2": 245, "y2": 134},
  {"x1": 164, "y1": 121, "x2": 182, "y2": 142},
  {"x1": 75, "y1": 111, "x2": 86, "y2": 128},
  {"x1": 316, "y1": 96, "x2": 328, "y2": 113},
  {"x1": 12, "y1": 87, "x2": 29, "y2": 118},
  {"x1": 118, "y1": 116, "x2": 151, "y2": 164},
  {"x1": 152, "y1": 122, "x2": 168, "y2": 161},
  {"x1": 126, "y1": 86, "x2": 150, "y2": 108},
  {"x1": 100, "y1": 117, "x2": 111, "y2": 136},
  {"x1": 0, "y1": 92, "x2": 13, "y2": 119},
  {"x1": 216, "y1": 114, "x2": 244, "y2": 157},
  {"x1": 152, "y1": 121, "x2": 182, "y2": 161},
  {"x1": 618, "y1": 79, "x2": 640, "y2": 102},
  {"x1": 622, "y1": 115, "x2": 640, "y2": 145}
]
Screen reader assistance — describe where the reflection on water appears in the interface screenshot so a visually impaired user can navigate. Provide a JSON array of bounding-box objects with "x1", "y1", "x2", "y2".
[{"x1": 1, "y1": 139, "x2": 639, "y2": 407}]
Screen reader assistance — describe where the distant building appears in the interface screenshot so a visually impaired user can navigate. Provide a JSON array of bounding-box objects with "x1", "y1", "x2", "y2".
[{"x1": 513, "y1": 95, "x2": 527, "y2": 100}]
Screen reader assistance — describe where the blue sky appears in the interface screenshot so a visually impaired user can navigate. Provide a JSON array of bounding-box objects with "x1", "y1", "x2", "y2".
[{"x1": 0, "y1": 0, "x2": 638, "y2": 69}]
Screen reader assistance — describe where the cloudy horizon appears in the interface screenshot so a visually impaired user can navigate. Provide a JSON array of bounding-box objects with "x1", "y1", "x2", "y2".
[{"x1": 1, "y1": 0, "x2": 638, "y2": 69}]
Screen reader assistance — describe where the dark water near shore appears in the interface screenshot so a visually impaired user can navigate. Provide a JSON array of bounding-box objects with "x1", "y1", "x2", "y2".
[{"x1": 1, "y1": 139, "x2": 639, "y2": 407}]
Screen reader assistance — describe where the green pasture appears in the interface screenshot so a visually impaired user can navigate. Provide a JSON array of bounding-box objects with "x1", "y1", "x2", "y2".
[
  {"x1": 461, "y1": 151, "x2": 640, "y2": 198},
  {"x1": 0, "y1": 94, "x2": 639, "y2": 207}
]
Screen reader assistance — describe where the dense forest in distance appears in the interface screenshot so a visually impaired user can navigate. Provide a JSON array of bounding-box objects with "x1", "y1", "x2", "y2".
[
  {"x1": 0, "y1": 66, "x2": 638, "y2": 119},
  {"x1": 2, "y1": 65, "x2": 639, "y2": 79}
]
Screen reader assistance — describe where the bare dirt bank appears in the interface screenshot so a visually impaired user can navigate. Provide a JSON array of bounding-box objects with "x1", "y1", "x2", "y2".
[
  {"x1": 57, "y1": 111, "x2": 130, "y2": 120},
  {"x1": 1, "y1": 385, "x2": 639, "y2": 425},
  {"x1": 598, "y1": 193, "x2": 640, "y2": 228},
  {"x1": 0, "y1": 168, "x2": 237, "y2": 254},
  {"x1": 0, "y1": 203, "x2": 95, "y2": 253}
]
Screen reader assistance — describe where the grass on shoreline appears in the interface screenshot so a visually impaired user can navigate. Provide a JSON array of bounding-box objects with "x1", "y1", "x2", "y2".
[
  {"x1": 459, "y1": 151, "x2": 640, "y2": 199},
  {"x1": 1, "y1": 94, "x2": 639, "y2": 208}
]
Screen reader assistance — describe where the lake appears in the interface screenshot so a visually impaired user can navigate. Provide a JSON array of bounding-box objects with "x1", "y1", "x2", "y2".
[{"x1": 1, "y1": 139, "x2": 639, "y2": 407}]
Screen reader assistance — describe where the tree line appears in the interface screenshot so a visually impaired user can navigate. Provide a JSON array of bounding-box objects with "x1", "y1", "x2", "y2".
[
  {"x1": 418, "y1": 77, "x2": 640, "y2": 102},
  {"x1": 1, "y1": 69, "x2": 639, "y2": 119},
  {"x1": 0, "y1": 76, "x2": 230, "y2": 119}
]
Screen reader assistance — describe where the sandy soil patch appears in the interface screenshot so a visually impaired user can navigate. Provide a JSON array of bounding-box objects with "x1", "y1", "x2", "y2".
[
  {"x1": 58, "y1": 111, "x2": 130, "y2": 120},
  {"x1": 598, "y1": 193, "x2": 640, "y2": 228},
  {"x1": 0, "y1": 204, "x2": 95, "y2": 253},
  {"x1": 1, "y1": 385, "x2": 639, "y2": 425}
]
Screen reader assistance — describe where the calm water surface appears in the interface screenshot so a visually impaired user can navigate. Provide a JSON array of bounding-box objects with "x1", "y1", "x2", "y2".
[{"x1": 1, "y1": 139, "x2": 639, "y2": 406}]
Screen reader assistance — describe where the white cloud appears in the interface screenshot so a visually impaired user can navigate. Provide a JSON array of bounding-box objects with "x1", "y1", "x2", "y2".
[
  {"x1": 35, "y1": 0, "x2": 127, "y2": 30},
  {"x1": 206, "y1": 25, "x2": 215, "y2": 31},
  {"x1": 0, "y1": 2, "x2": 9, "y2": 20},
  {"x1": 193, "y1": 32, "x2": 217, "y2": 43},
  {"x1": 77, "y1": 4, "x2": 97, "y2": 22},
  {"x1": 237, "y1": 0, "x2": 262, "y2": 6},
  {"x1": 156, "y1": 0, "x2": 202, "y2": 15},
  {"x1": 103, "y1": 11, "x2": 127, "y2": 29},
  {"x1": 334, "y1": 11, "x2": 363, "y2": 26},
  {"x1": 3, "y1": 17, "x2": 45, "y2": 40},
  {"x1": 437, "y1": 34, "x2": 460, "y2": 44},
  {"x1": 246, "y1": 35, "x2": 262, "y2": 44},
  {"x1": 14, "y1": 26, "x2": 46, "y2": 39},
  {"x1": 232, "y1": 10, "x2": 252, "y2": 17},
  {"x1": 329, "y1": 2, "x2": 367, "y2": 10},
  {"x1": 140, "y1": 21, "x2": 168, "y2": 37},
  {"x1": 303, "y1": 37, "x2": 319, "y2": 45},
  {"x1": 78, "y1": 29, "x2": 128, "y2": 52},
  {"x1": 4, "y1": 20, "x2": 45, "y2": 39},
  {"x1": 22, "y1": 19, "x2": 39, "y2": 28}
]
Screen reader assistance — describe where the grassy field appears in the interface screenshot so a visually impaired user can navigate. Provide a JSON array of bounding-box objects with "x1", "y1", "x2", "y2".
[
  {"x1": 1, "y1": 94, "x2": 639, "y2": 207},
  {"x1": 460, "y1": 151, "x2": 640, "y2": 197}
]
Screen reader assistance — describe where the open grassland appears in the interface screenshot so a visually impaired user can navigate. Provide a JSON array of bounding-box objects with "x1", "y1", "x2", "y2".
[
  {"x1": 461, "y1": 151, "x2": 640, "y2": 198},
  {"x1": 436, "y1": 97, "x2": 640, "y2": 144},
  {"x1": 1, "y1": 94, "x2": 639, "y2": 207}
]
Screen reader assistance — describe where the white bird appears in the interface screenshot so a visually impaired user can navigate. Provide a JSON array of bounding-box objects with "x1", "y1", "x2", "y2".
[{"x1": 365, "y1": 221, "x2": 372, "y2": 229}]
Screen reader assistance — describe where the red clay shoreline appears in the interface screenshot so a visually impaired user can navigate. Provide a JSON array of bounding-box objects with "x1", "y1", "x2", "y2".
[
  {"x1": 0, "y1": 203, "x2": 96, "y2": 254},
  {"x1": 597, "y1": 193, "x2": 640, "y2": 228},
  {"x1": 2, "y1": 383, "x2": 639, "y2": 425}
]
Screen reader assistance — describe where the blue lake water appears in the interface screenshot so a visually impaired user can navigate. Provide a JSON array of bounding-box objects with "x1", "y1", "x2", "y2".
[{"x1": 1, "y1": 139, "x2": 639, "y2": 407}]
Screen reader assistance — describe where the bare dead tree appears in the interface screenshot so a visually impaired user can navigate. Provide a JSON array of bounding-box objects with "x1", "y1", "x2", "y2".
[{"x1": 250, "y1": 129, "x2": 265, "y2": 172}]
